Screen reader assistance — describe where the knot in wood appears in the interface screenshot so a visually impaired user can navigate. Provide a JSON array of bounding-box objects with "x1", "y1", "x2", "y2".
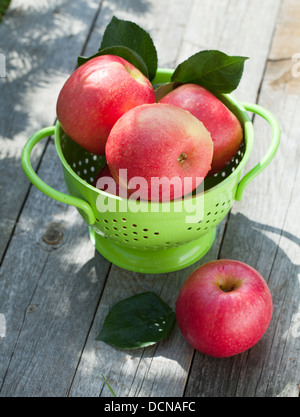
[{"x1": 42, "y1": 222, "x2": 64, "y2": 245}]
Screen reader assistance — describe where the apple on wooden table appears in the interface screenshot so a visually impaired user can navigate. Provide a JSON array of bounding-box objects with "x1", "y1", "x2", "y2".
[
  {"x1": 56, "y1": 55, "x2": 156, "y2": 155},
  {"x1": 160, "y1": 84, "x2": 243, "y2": 174},
  {"x1": 176, "y1": 259, "x2": 273, "y2": 358}
]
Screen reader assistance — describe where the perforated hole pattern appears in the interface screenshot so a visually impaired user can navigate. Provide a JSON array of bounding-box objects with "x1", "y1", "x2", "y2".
[{"x1": 95, "y1": 194, "x2": 232, "y2": 249}]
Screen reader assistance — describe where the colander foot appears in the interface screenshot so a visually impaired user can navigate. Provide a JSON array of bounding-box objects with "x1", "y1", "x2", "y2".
[{"x1": 89, "y1": 227, "x2": 216, "y2": 274}]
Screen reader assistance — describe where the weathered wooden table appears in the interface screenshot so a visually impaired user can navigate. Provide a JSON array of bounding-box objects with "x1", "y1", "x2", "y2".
[{"x1": 0, "y1": 0, "x2": 299, "y2": 398}]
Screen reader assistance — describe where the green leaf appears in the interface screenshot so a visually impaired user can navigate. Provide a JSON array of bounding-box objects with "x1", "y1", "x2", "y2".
[
  {"x1": 77, "y1": 45, "x2": 149, "y2": 78},
  {"x1": 172, "y1": 50, "x2": 249, "y2": 93},
  {"x1": 100, "y1": 16, "x2": 158, "y2": 81},
  {"x1": 96, "y1": 292, "x2": 176, "y2": 349}
]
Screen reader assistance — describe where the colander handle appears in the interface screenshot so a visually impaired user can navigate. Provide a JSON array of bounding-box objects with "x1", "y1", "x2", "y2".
[
  {"x1": 235, "y1": 102, "x2": 281, "y2": 201},
  {"x1": 21, "y1": 126, "x2": 96, "y2": 225}
]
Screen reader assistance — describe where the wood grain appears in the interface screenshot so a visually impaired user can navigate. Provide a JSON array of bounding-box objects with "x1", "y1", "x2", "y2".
[
  {"x1": 0, "y1": 0, "x2": 299, "y2": 398},
  {"x1": 185, "y1": 0, "x2": 300, "y2": 397},
  {"x1": 269, "y1": 0, "x2": 300, "y2": 59},
  {"x1": 0, "y1": 0, "x2": 102, "y2": 262}
]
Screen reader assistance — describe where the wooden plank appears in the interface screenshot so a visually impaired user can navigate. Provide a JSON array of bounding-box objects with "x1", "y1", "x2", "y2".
[
  {"x1": 82, "y1": 0, "x2": 195, "y2": 69},
  {"x1": 68, "y1": 0, "x2": 283, "y2": 397},
  {"x1": 185, "y1": 0, "x2": 300, "y2": 397},
  {"x1": 175, "y1": 0, "x2": 282, "y2": 103},
  {"x1": 0, "y1": 0, "x2": 102, "y2": 262},
  {"x1": 269, "y1": 0, "x2": 300, "y2": 59},
  {"x1": 0, "y1": 139, "x2": 111, "y2": 397}
]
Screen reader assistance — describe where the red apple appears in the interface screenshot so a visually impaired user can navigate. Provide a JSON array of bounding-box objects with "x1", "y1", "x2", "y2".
[
  {"x1": 160, "y1": 84, "x2": 243, "y2": 174},
  {"x1": 176, "y1": 259, "x2": 273, "y2": 358},
  {"x1": 93, "y1": 164, "x2": 128, "y2": 197},
  {"x1": 93, "y1": 164, "x2": 120, "y2": 195},
  {"x1": 105, "y1": 103, "x2": 214, "y2": 202},
  {"x1": 56, "y1": 55, "x2": 155, "y2": 155}
]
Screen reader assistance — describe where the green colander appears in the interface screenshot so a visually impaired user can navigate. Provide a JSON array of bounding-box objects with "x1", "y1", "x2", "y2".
[{"x1": 21, "y1": 69, "x2": 280, "y2": 274}]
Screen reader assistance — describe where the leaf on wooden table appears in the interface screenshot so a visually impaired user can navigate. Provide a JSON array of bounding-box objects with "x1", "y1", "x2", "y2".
[{"x1": 96, "y1": 292, "x2": 176, "y2": 349}]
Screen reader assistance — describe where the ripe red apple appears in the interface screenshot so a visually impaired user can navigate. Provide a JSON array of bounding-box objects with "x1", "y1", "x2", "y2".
[
  {"x1": 160, "y1": 84, "x2": 243, "y2": 174},
  {"x1": 93, "y1": 164, "x2": 128, "y2": 197},
  {"x1": 176, "y1": 259, "x2": 273, "y2": 358},
  {"x1": 105, "y1": 103, "x2": 214, "y2": 202},
  {"x1": 56, "y1": 55, "x2": 155, "y2": 155},
  {"x1": 93, "y1": 164, "x2": 120, "y2": 195}
]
